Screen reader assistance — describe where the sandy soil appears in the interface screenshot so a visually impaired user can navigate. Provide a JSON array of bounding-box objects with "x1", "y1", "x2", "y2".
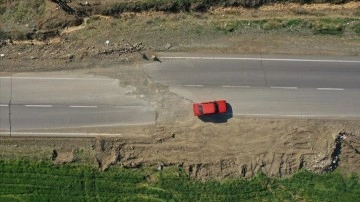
[
  {"x1": 1, "y1": 119, "x2": 360, "y2": 180},
  {"x1": 1, "y1": 2, "x2": 360, "y2": 179}
]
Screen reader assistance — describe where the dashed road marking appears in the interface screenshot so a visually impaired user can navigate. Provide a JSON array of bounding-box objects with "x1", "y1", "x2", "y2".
[
  {"x1": 317, "y1": 88, "x2": 344, "y2": 91},
  {"x1": 183, "y1": 84, "x2": 204, "y2": 87},
  {"x1": 0, "y1": 104, "x2": 9, "y2": 107},
  {"x1": 69, "y1": 105, "x2": 98, "y2": 108},
  {"x1": 270, "y1": 86, "x2": 298, "y2": 90},
  {"x1": 0, "y1": 132, "x2": 123, "y2": 137},
  {"x1": 234, "y1": 113, "x2": 333, "y2": 118},
  {"x1": 222, "y1": 85, "x2": 251, "y2": 88},
  {"x1": 25, "y1": 105, "x2": 53, "y2": 107},
  {"x1": 0, "y1": 77, "x2": 111, "y2": 80}
]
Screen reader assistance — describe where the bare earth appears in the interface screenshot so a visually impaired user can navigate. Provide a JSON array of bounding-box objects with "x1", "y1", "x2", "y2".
[{"x1": 1, "y1": 2, "x2": 360, "y2": 179}]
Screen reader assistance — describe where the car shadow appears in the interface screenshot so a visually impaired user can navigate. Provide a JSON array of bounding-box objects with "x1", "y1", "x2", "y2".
[{"x1": 198, "y1": 103, "x2": 233, "y2": 123}]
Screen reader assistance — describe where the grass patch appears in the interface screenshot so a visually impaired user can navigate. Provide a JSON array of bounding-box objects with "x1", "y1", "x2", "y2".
[
  {"x1": 285, "y1": 19, "x2": 303, "y2": 27},
  {"x1": 310, "y1": 18, "x2": 345, "y2": 35},
  {"x1": 214, "y1": 20, "x2": 265, "y2": 33},
  {"x1": 312, "y1": 24, "x2": 343, "y2": 35},
  {"x1": 1, "y1": 160, "x2": 360, "y2": 201},
  {"x1": 212, "y1": 17, "x2": 360, "y2": 35},
  {"x1": 0, "y1": 0, "x2": 46, "y2": 35},
  {"x1": 261, "y1": 19, "x2": 283, "y2": 30},
  {"x1": 353, "y1": 24, "x2": 360, "y2": 35},
  {"x1": 1, "y1": 0, "x2": 45, "y2": 22}
]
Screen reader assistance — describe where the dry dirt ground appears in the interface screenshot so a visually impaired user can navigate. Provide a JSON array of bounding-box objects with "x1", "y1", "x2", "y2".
[
  {"x1": 1, "y1": 2, "x2": 360, "y2": 180},
  {"x1": 1, "y1": 119, "x2": 360, "y2": 180}
]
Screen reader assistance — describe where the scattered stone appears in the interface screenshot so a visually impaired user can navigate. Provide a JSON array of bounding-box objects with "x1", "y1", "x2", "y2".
[
  {"x1": 124, "y1": 161, "x2": 142, "y2": 168},
  {"x1": 157, "y1": 162, "x2": 165, "y2": 171},
  {"x1": 156, "y1": 138, "x2": 164, "y2": 143},
  {"x1": 0, "y1": 54, "x2": 5, "y2": 58},
  {"x1": 151, "y1": 55, "x2": 158, "y2": 61},
  {"x1": 5, "y1": 39, "x2": 13, "y2": 44},
  {"x1": 52, "y1": 150, "x2": 58, "y2": 160},
  {"x1": 142, "y1": 53, "x2": 148, "y2": 60},
  {"x1": 98, "y1": 42, "x2": 145, "y2": 55},
  {"x1": 177, "y1": 163, "x2": 184, "y2": 170},
  {"x1": 171, "y1": 132, "x2": 175, "y2": 138},
  {"x1": 164, "y1": 43, "x2": 172, "y2": 49},
  {"x1": 67, "y1": 54, "x2": 74, "y2": 60}
]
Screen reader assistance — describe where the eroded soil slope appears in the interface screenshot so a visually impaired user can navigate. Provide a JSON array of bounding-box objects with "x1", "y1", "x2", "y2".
[{"x1": 1, "y1": 119, "x2": 360, "y2": 180}]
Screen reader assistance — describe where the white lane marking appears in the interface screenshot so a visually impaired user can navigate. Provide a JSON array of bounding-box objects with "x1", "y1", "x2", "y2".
[
  {"x1": 317, "y1": 88, "x2": 344, "y2": 91},
  {"x1": 234, "y1": 113, "x2": 335, "y2": 118},
  {"x1": 161, "y1": 56, "x2": 360, "y2": 63},
  {"x1": 69, "y1": 105, "x2": 98, "y2": 108},
  {"x1": 0, "y1": 132, "x2": 123, "y2": 137},
  {"x1": 0, "y1": 104, "x2": 9, "y2": 107},
  {"x1": 222, "y1": 85, "x2": 251, "y2": 88},
  {"x1": 270, "y1": 86, "x2": 298, "y2": 90},
  {"x1": 25, "y1": 105, "x2": 53, "y2": 108},
  {"x1": 183, "y1": 84, "x2": 204, "y2": 87},
  {"x1": 0, "y1": 77, "x2": 111, "y2": 80}
]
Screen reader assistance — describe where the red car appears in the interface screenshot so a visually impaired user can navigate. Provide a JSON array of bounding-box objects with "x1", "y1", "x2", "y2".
[{"x1": 193, "y1": 100, "x2": 227, "y2": 116}]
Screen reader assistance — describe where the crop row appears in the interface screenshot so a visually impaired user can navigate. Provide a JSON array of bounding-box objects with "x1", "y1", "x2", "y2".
[{"x1": 1, "y1": 160, "x2": 360, "y2": 201}]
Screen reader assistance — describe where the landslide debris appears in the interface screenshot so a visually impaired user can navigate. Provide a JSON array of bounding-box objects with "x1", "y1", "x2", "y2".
[
  {"x1": 1, "y1": 120, "x2": 360, "y2": 180},
  {"x1": 83, "y1": 128, "x2": 360, "y2": 180}
]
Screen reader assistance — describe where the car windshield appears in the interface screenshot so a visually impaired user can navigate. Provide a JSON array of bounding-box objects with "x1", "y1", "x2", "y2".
[
  {"x1": 214, "y1": 102, "x2": 219, "y2": 113},
  {"x1": 198, "y1": 105, "x2": 203, "y2": 115}
]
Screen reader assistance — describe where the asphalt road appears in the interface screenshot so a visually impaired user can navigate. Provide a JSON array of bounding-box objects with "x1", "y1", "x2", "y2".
[
  {"x1": 145, "y1": 54, "x2": 360, "y2": 118},
  {"x1": 0, "y1": 73, "x2": 155, "y2": 135},
  {"x1": 1, "y1": 54, "x2": 359, "y2": 135}
]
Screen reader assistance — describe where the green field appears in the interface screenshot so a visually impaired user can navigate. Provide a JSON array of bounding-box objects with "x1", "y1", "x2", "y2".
[{"x1": 0, "y1": 160, "x2": 359, "y2": 201}]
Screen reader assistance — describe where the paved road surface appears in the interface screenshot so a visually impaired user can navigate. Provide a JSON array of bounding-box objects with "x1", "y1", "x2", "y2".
[
  {"x1": 1, "y1": 54, "x2": 359, "y2": 136},
  {"x1": 145, "y1": 54, "x2": 360, "y2": 118},
  {"x1": 0, "y1": 73, "x2": 155, "y2": 135}
]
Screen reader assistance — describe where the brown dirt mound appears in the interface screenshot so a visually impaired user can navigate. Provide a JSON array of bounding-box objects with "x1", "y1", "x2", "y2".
[{"x1": 52, "y1": 149, "x2": 75, "y2": 165}]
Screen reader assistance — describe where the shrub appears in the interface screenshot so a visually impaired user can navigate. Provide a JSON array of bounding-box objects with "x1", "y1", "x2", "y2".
[
  {"x1": 286, "y1": 19, "x2": 303, "y2": 27},
  {"x1": 309, "y1": 19, "x2": 345, "y2": 35},
  {"x1": 312, "y1": 23, "x2": 343, "y2": 35},
  {"x1": 261, "y1": 20, "x2": 283, "y2": 30},
  {"x1": 353, "y1": 24, "x2": 360, "y2": 35}
]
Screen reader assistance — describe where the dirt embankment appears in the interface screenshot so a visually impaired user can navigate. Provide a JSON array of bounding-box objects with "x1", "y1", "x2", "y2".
[
  {"x1": 1, "y1": 1, "x2": 360, "y2": 72},
  {"x1": 1, "y1": 119, "x2": 360, "y2": 180}
]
